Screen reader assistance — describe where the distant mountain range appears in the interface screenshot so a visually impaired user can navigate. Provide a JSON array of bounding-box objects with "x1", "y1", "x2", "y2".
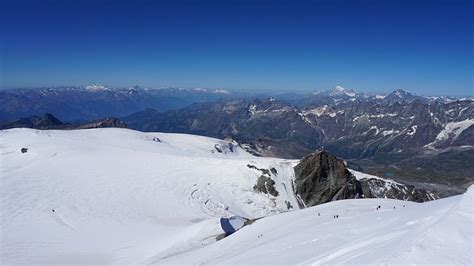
[
  {"x1": 0, "y1": 85, "x2": 235, "y2": 121},
  {"x1": 0, "y1": 113, "x2": 127, "y2": 130},
  {"x1": 1, "y1": 85, "x2": 470, "y2": 122},
  {"x1": 1, "y1": 85, "x2": 472, "y2": 194},
  {"x1": 120, "y1": 88, "x2": 473, "y2": 194}
]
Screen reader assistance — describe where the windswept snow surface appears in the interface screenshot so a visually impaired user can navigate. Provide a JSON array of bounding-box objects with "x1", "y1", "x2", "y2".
[{"x1": 1, "y1": 128, "x2": 472, "y2": 264}]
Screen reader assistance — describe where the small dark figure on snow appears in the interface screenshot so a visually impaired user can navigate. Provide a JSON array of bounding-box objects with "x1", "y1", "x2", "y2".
[
  {"x1": 51, "y1": 209, "x2": 55, "y2": 213},
  {"x1": 21, "y1": 148, "x2": 28, "y2": 153},
  {"x1": 393, "y1": 206, "x2": 396, "y2": 209},
  {"x1": 318, "y1": 213, "x2": 320, "y2": 216}
]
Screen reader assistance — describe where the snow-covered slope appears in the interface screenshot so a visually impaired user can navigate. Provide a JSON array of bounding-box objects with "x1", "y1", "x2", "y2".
[
  {"x1": 0, "y1": 128, "x2": 298, "y2": 264},
  {"x1": 1, "y1": 128, "x2": 471, "y2": 264},
  {"x1": 156, "y1": 188, "x2": 473, "y2": 265}
]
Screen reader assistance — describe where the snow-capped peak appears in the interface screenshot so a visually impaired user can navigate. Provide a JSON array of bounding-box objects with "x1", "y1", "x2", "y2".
[
  {"x1": 212, "y1": 89, "x2": 231, "y2": 94},
  {"x1": 128, "y1": 85, "x2": 141, "y2": 90},
  {"x1": 85, "y1": 84, "x2": 108, "y2": 91},
  {"x1": 392, "y1": 89, "x2": 412, "y2": 98},
  {"x1": 330, "y1": 85, "x2": 356, "y2": 97},
  {"x1": 193, "y1": 88, "x2": 208, "y2": 92}
]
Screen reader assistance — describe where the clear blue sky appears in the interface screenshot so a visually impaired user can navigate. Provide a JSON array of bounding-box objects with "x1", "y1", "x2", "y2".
[{"x1": 1, "y1": 0, "x2": 473, "y2": 95}]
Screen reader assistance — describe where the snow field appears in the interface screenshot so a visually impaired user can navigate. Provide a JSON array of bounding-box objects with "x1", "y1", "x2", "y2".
[{"x1": 1, "y1": 128, "x2": 471, "y2": 264}]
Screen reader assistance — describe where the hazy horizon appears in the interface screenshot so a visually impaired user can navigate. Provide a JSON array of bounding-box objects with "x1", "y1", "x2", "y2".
[
  {"x1": 1, "y1": 83, "x2": 472, "y2": 97},
  {"x1": 1, "y1": 0, "x2": 473, "y2": 96}
]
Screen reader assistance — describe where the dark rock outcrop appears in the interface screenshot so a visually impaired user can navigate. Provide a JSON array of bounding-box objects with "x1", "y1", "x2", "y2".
[
  {"x1": 77, "y1": 117, "x2": 127, "y2": 129},
  {"x1": 248, "y1": 164, "x2": 279, "y2": 197},
  {"x1": 247, "y1": 164, "x2": 272, "y2": 176},
  {"x1": 253, "y1": 175, "x2": 279, "y2": 197},
  {"x1": 35, "y1": 113, "x2": 64, "y2": 129},
  {"x1": 294, "y1": 150, "x2": 363, "y2": 207},
  {"x1": 359, "y1": 178, "x2": 435, "y2": 202},
  {"x1": 294, "y1": 150, "x2": 437, "y2": 207}
]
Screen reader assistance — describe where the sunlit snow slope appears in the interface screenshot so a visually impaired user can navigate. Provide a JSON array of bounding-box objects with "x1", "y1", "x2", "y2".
[
  {"x1": 0, "y1": 128, "x2": 298, "y2": 264},
  {"x1": 157, "y1": 189, "x2": 473, "y2": 265},
  {"x1": 1, "y1": 128, "x2": 472, "y2": 265}
]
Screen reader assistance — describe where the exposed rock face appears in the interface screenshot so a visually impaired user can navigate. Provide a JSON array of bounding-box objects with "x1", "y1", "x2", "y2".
[
  {"x1": 249, "y1": 164, "x2": 279, "y2": 197},
  {"x1": 294, "y1": 150, "x2": 363, "y2": 207},
  {"x1": 253, "y1": 175, "x2": 279, "y2": 197},
  {"x1": 294, "y1": 150, "x2": 437, "y2": 207},
  {"x1": 359, "y1": 178, "x2": 436, "y2": 202}
]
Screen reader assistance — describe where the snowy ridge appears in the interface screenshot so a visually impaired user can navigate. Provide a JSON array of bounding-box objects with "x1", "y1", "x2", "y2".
[{"x1": 351, "y1": 169, "x2": 402, "y2": 184}]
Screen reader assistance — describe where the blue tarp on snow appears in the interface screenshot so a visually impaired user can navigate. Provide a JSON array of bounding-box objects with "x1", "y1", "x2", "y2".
[
  {"x1": 219, "y1": 216, "x2": 247, "y2": 235},
  {"x1": 220, "y1": 217, "x2": 236, "y2": 235}
]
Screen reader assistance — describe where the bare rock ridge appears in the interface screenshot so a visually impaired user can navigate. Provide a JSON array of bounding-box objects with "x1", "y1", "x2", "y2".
[
  {"x1": 294, "y1": 150, "x2": 363, "y2": 207},
  {"x1": 0, "y1": 114, "x2": 127, "y2": 130},
  {"x1": 0, "y1": 113, "x2": 64, "y2": 130},
  {"x1": 294, "y1": 150, "x2": 436, "y2": 208},
  {"x1": 77, "y1": 117, "x2": 127, "y2": 129},
  {"x1": 359, "y1": 178, "x2": 436, "y2": 202},
  {"x1": 35, "y1": 113, "x2": 63, "y2": 129}
]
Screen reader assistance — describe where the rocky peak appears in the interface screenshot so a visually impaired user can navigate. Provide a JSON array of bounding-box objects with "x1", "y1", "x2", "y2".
[
  {"x1": 293, "y1": 150, "x2": 437, "y2": 207},
  {"x1": 293, "y1": 150, "x2": 363, "y2": 207},
  {"x1": 385, "y1": 89, "x2": 420, "y2": 104},
  {"x1": 78, "y1": 118, "x2": 127, "y2": 129},
  {"x1": 35, "y1": 113, "x2": 63, "y2": 129},
  {"x1": 393, "y1": 89, "x2": 411, "y2": 97},
  {"x1": 127, "y1": 85, "x2": 143, "y2": 94}
]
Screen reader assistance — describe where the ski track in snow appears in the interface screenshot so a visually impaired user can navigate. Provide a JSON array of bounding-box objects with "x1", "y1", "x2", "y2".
[{"x1": 0, "y1": 128, "x2": 472, "y2": 265}]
